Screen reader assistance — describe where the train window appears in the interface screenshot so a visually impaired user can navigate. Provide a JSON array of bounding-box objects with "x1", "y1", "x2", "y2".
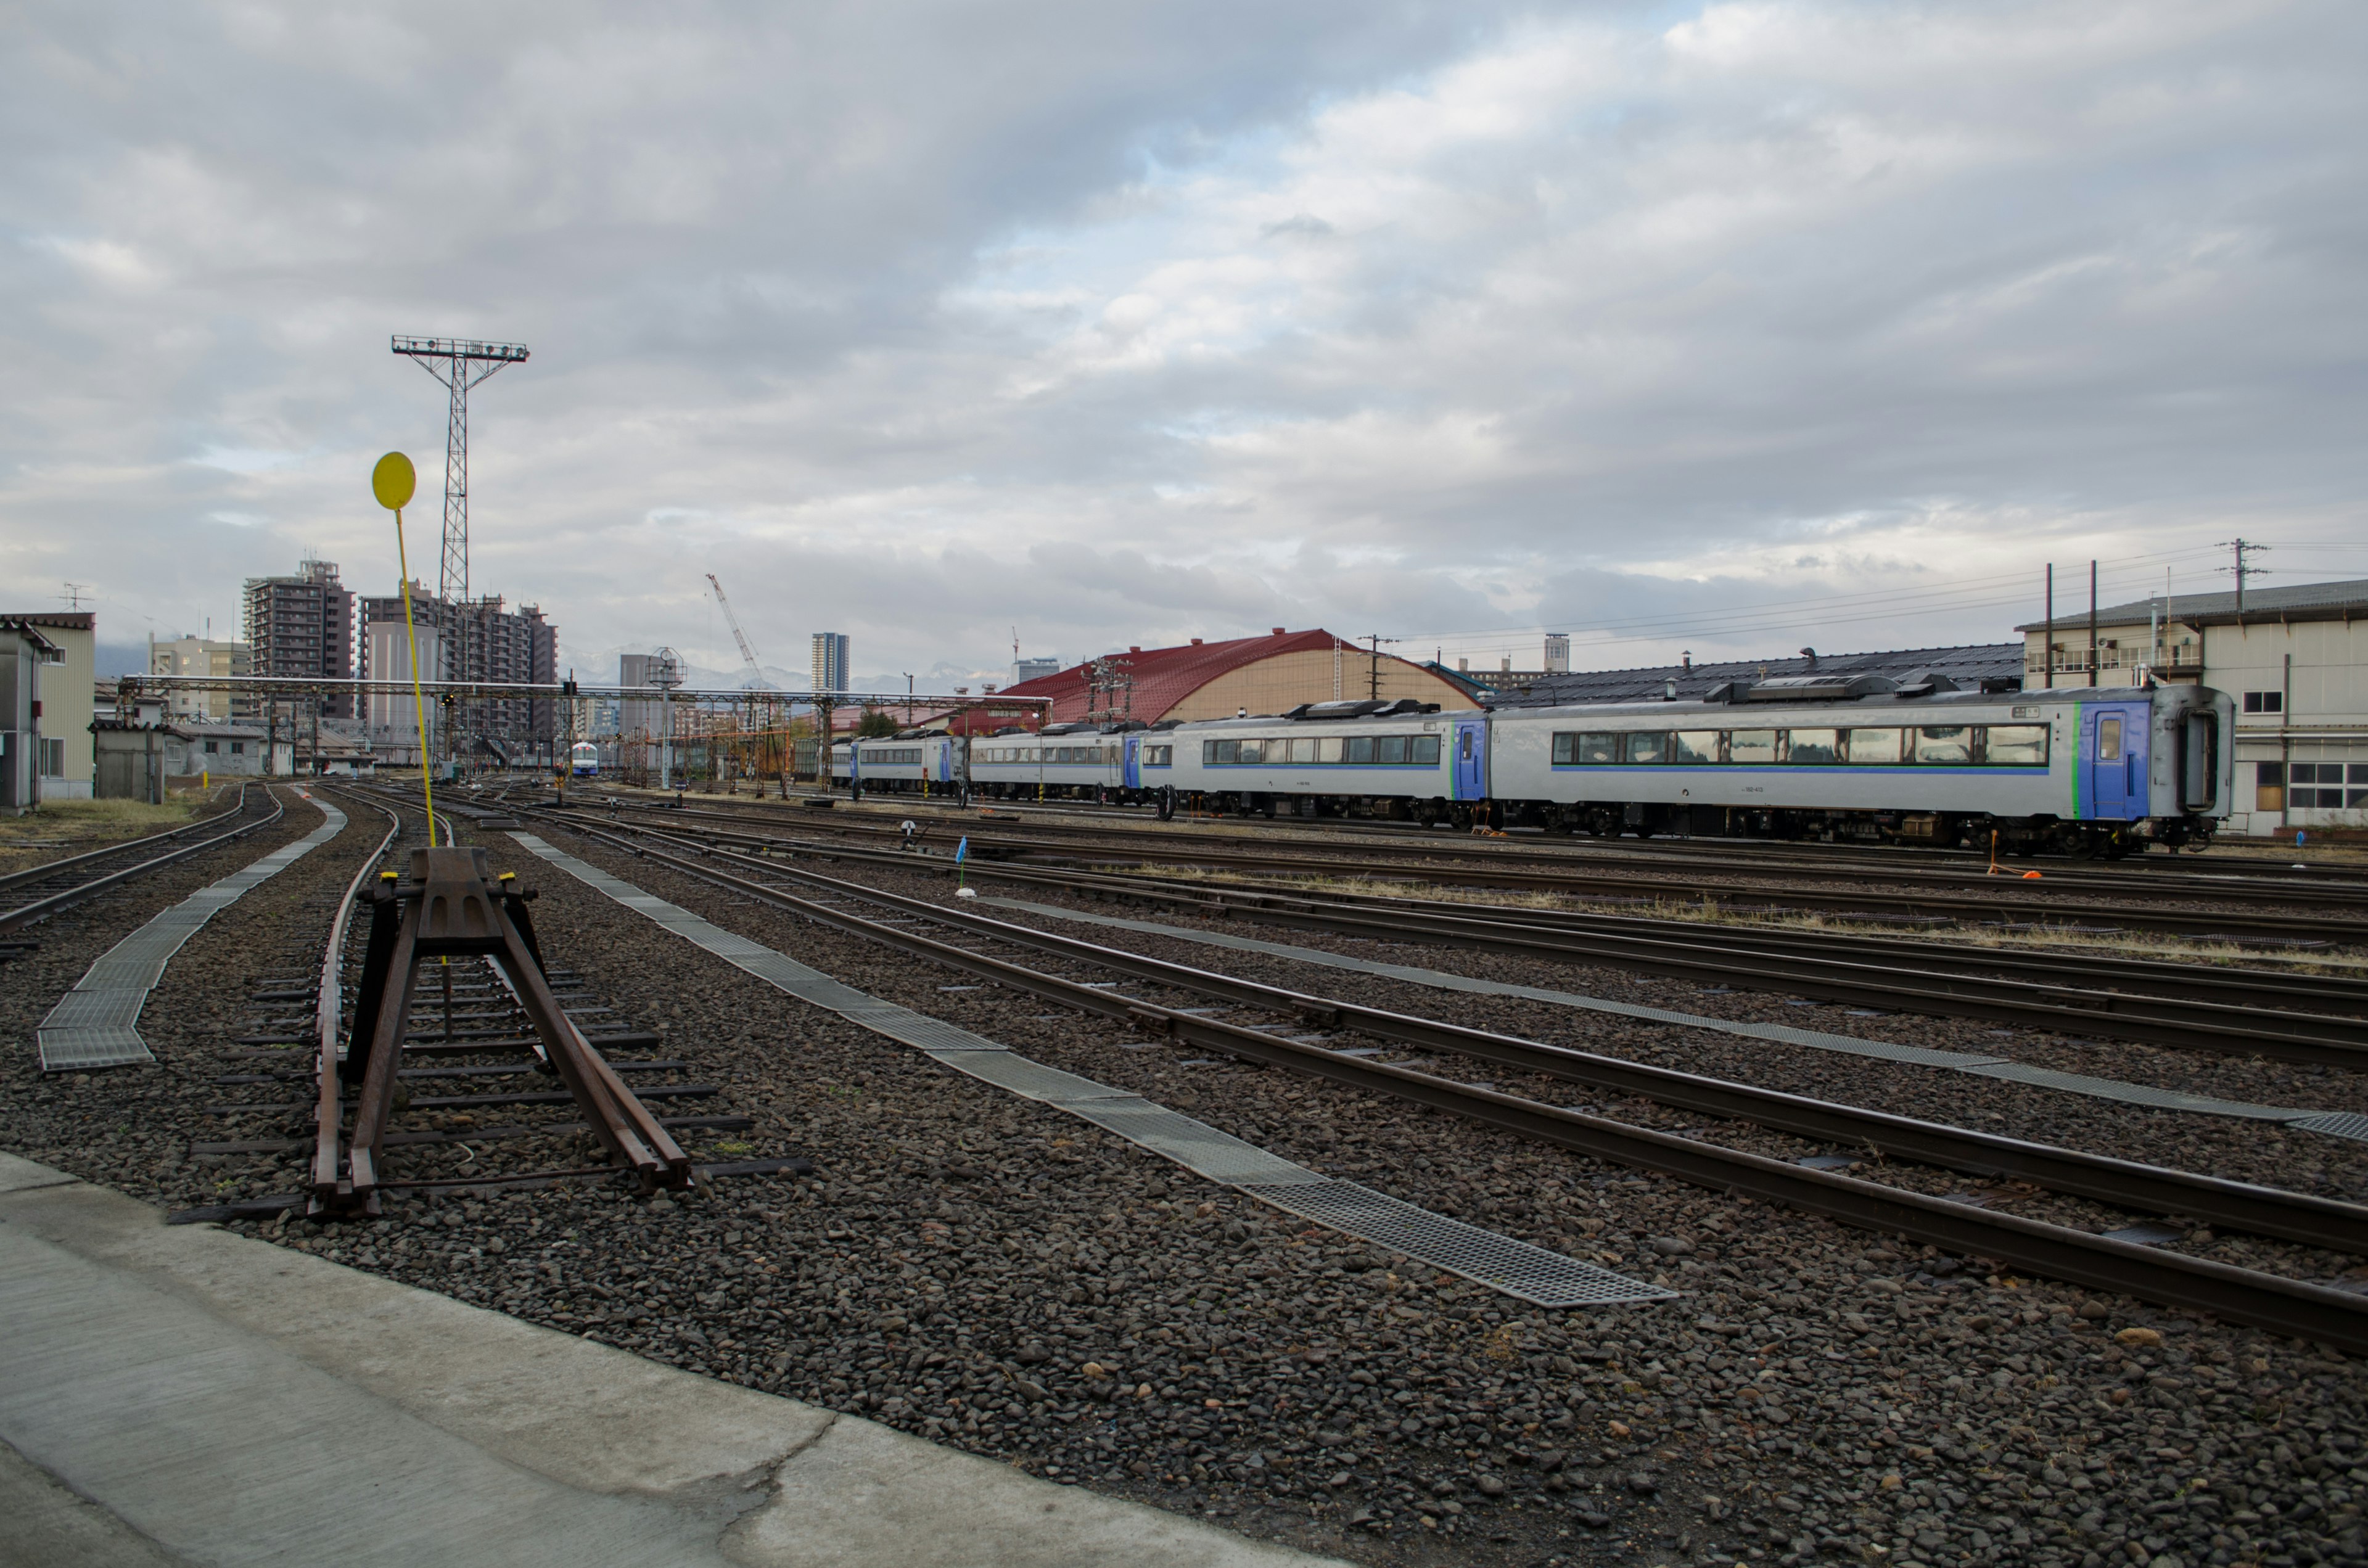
[
  {"x1": 1412, "y1": 735, "x2": 1441, "y2": 765},
  {"x1": 1318, "y1": 737, "x2": 1344, "y2": 763},
  {"x1": 1346, "y1": 736, "x2": 1375, "y2": 764},
  {"x1": 1147, "y1": 745, "x2": 1173, "y2": 766},
  {"x1": 1846, "y1": 728, "x2": 1903, "y2": 765},
  {"x1": 1288, "y1": 737, "x2": 1317, "y2": 763},
  {"x1": 1238, "y1": 740, "x2": 1265, "y2": 764},
  {"x1": 1552, "y1": 733, "x2": 1574, "y2": 765},
  {"x1": 1376, "y1": 735, "x2": 1409, "y2": 765},
  {"x1": 1914, "y1": 727, "x2": 1973, "y2": 765},
  {"x1": 2096, "y1": 717, "x2": 2123, "y2": 763},
  {"x1": 1728, "y1": 729, "x2": 1777, "y2": 765},
  {"x1": 1985, "y1": 724, "x2": 2048, "y2": 766},
  {"x1": 1578, "y1": 732, "x2": 1618, "y2": 764},
  {"x1": 1624, "y1": 731, "x2": 1669, "y2": 765},
  {"x1": 1204, "y1": 740, "x2": 1240, "y2": 764},
  {"x1": 1671, "y1": 731, "x2": 1719, "y2": 765},
  {"x1": 1786, "y1": 729, "x2": 1840, "y2": 765}
]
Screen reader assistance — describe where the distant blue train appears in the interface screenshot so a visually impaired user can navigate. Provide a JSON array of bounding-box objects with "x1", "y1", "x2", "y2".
[
  {"x1": 570, "y1": 742, "x2": 599, "y2": 779},
  {"x1": 832, "y1": 676, "x2": 2233, "y2": 855}
]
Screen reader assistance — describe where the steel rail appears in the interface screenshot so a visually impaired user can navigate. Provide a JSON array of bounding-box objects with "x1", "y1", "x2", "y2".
[
  {"x1": 308, "y1": 788, "x2": 406, "y2": 1199},
  {"x1": 563, "y1": 814, "x2": 2368, "y2": 1256},
  {"x1": 567, "y1": 807, "x2": 2368, "y2": 1065},
  {"x1": 648, "y1": 795, "x2": 2368, "y2": 920},
  {"x1": 0, "y1": 786, "x2": 250, "y2": 899},
  {"x1": 614, "y1": 799, "x2": 2368, "y2": 1014},
  {"x1": 0, "y1": 784, "x2": 286, "y2": 937},
  {"x1": 536, "y1": 812, "x2": 2368, "y2": 1355}
]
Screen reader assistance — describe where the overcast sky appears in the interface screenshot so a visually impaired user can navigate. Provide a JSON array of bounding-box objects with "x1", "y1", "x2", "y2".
[{"x1": 7, "y1": 1, "x2": 2367, "y2": 688}]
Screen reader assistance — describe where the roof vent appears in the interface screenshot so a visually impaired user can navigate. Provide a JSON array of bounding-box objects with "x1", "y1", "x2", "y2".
[
  {"x1": 1190, "y1": 638, "x2": 1203, "y2": 646},
  {"x1": 1289, "y1": 699, "x2": 1389, "y2": 720},
  {"x1": 1892, "y1": 670, "x2": 1959, "y2": 698},
  {"x1": 1743, "y1": 673, "x2": 1897, "y2": 702},
  {"x1": 1272, "y1": 626, "x2": 1286, "y2": 635}
]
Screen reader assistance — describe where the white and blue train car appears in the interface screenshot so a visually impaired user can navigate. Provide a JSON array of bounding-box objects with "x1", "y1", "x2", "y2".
[
  {"x1": 968, "y1": 723, "x2": 1128, "y2": 801},
  {"x1": 569, "y1": 741, "x2": 599, "y2": 778},
  {"x1": 1486, "y1": 676, "x2": 2230, "y2": 853},
  {"x1": 831, "y1": 734, "x2": 963, "y2": 797},
  {"x1": 1164, "y1": 699, "x2": 1465, "y2": 820}
]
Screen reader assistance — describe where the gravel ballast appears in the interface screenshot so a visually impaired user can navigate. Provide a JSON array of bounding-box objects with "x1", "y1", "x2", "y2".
[{"x1": 4, "y1": 794, "x2": 2367, "y2": 1568}]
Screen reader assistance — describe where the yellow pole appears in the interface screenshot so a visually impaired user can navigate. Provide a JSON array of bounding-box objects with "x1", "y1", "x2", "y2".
[{"x1": 393, "y1": 508, "x2": 437, "y2": 842}]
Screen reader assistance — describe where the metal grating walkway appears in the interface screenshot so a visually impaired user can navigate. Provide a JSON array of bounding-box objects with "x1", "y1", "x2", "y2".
[
  {"x1": 508, "y1": 833, "x2": 1671, "y2": 1309},
  {"x1": 980, "y1": 897, "x2": 2349, "y2": 1136},
  {"x1": 37, "y1": 794, "x2": 348, "y2": 1072}
]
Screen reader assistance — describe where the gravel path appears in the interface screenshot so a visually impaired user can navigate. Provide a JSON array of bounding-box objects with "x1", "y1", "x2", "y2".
[{"x1": 7, "y1": 795, "x2": 2368, "y2": 1568}]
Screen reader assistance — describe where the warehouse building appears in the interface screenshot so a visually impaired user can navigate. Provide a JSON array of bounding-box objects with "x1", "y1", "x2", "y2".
[
  {"x1": 942, "y1": 629, "x2": 1473, "y2": 733},
  {"x1": 2018, "y1": 578, "x2": 2368, "y2": 837}
]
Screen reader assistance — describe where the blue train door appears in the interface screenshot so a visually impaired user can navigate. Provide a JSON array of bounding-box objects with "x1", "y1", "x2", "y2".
[
  {"x1": 1452, "y1": 719, "x2": 1487, "y2": 801},
  {"x1": 1122, "y1": 736, "x2": 1141, "y2": 790},
  {"x1": 937, "y1": 740, "x2": 953, "y2": 784},
  {"x1": 2084, "y1": 704, "x2": 2147, "y2": 819}
]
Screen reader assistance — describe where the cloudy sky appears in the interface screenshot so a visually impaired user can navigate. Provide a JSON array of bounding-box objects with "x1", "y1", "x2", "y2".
[{"x1": 7, "y1": 0, "x2": 2367, "y2": 689}]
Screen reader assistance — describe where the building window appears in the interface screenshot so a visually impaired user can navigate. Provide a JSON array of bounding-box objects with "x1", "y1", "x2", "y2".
[
  {"x1": 2285, "y1": 762, "x2": 2362, "y2": 810},
  {"x1": 39, "y1": 737, "x2": 65, "y2": 776},
  {"x1": 2243, "y1": 691, "x2": 2284, "y2": 715},
  {"x1": 230, "y1": 742, "x2": 245, "y2": 755},
  {"x1": 204, "y1": 740, "x2": 220, "y2": 754}
]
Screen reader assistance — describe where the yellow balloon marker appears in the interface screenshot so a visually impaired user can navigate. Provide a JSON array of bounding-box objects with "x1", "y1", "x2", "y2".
[{"x1": 371, "y1": 451, "x2": 437, "y2": 842}]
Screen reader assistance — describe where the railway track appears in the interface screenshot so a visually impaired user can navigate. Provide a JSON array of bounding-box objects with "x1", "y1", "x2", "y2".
[
  {"x1": 0, "y1": 785, "x2": 282, "y2": 946},
  {"x1": 566, "y1": 803, "x2": 2368, "y2": 1067},
  {"x1": 530, "y1": 805, "x2": 2368, "y2": 1353},
  {"x1": 602, "y1": 795, "x2": 2368, "y2": 946},
  {"x1": 607, "y1": 784, "x2": 2368, "y2": 914}
]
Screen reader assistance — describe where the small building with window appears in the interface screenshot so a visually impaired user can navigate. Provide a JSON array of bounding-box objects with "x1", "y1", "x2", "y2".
[{"x1": 2016, "y1": 578, "x2": 2368, "y2": 837}]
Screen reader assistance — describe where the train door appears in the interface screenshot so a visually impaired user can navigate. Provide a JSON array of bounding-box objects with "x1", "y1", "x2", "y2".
[
  {"x1": 1122, "y1": 736, "x2": 1141, "y2": 791},
  {"x1": 936, "y1": 739, "x2": 953, "y2": 785},
  {"x1": 2084, "y1": 704, "x2": 2147, "y2": 819},
  {"x1": 1452, "y1": 718, "x2": 1487, "y2": 802}
]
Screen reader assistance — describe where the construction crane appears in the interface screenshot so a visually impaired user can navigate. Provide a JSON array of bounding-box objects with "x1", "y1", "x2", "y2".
[{"x1": 705, "y1": 572, "x2": 773, "y2": 690}]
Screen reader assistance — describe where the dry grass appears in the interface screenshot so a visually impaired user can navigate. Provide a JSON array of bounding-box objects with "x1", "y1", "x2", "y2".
[
  {"x1": 0, "y1": 795, "x2": 201, "y2": 845},
  {"x1": 1135, "y1": 863, "x2": 2368, "y2": 974}
]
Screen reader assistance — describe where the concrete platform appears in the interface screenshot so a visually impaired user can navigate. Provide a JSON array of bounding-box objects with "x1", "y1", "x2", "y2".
[{"x1": 0, "y1": 1152, "x2": 1341, "y2": 1568}]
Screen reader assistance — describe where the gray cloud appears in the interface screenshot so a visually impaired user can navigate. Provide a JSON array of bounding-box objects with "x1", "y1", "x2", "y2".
[{"x1": 7, "y1": 0, "x2": 2366, "y2": 684}]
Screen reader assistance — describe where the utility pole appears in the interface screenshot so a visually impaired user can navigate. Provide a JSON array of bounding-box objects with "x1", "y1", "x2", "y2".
[
  {"x1": 1362, "y1": 634, "x2": 1400, "y2": 701},
  {"x1": 2043, "y1": 564, "x2": 2054, "y2": 688},
  {"x1": 2087, "y1": 559, "x2": 2099, "y2": 689},
  {"x1": 392, "y1": 334, "x2": 530, "y2": 761},
  {"x1": 2224, "y1": 537, "x2": 2269, "y2": 615}
]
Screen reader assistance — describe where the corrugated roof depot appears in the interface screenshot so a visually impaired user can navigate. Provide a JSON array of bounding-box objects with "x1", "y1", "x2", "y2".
[
  {"x1": 962, "y1": 629, "x2": 1362, "y2": 728},
  {"x1": 1489, "y1": 643, "x2": 2026, "y2": 708},
  {"x1": 2013, "y1": 577, "x2": 2368, "y2": 632}
]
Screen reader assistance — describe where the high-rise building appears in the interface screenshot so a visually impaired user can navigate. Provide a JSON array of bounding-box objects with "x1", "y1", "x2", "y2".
[
  {"x1": 242, "y1": 559, "x2": 355, "y2": 716},
  {"x1": 811, "y1": 631, "x2": 850, "y2": 695},
  {"x1": 1544, "y1": 633, "x2": 1571, "y2": 674},
  {"x1": 356, "y1": 585, "x2": 557, "y2": 761},
  {"x1": 149, "y1": 634, "x2": 253, "y2": 721},
  {"x1": 1013, "y1": 655, "x2": 1061, "y2": 685},
  {"x1": 618, "y1": 652, "x2": 670, "y2": 744}
]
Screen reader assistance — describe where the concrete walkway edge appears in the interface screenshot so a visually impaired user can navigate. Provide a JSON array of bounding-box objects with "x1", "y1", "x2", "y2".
[{"x1": 0, "y1": 1151, "x2": 1342, "y2": 1568}]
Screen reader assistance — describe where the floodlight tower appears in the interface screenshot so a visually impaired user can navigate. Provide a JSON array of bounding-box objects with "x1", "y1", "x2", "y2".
[{"x1": 391, "y1": 335, "x2": 529, "y2": 764}]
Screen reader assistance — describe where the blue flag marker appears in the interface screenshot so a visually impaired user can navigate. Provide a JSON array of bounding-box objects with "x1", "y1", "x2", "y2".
[{"x1": 955, "y1": 837, "x2": 969, "y2": 863}]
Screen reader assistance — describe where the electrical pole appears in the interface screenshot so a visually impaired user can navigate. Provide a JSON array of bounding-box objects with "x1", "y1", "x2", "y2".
[
  {"x1": 2087, "y1": 559, "x2": 2099, "y2": 689},
  {"x1": 1362, "y1": 634, "x2": 1400, "y2": 701},
  {"x1": 2224, "y1": 537, "x2": 2269, "y2": 615}
]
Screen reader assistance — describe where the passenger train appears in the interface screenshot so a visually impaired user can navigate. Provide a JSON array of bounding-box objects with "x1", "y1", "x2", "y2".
[
  {"x1": 570, "y1": 742, "x2": 600, "y2": 779},
  {"x1": 831, "y1": 673, "x2": 2232, "y2": 855}
]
